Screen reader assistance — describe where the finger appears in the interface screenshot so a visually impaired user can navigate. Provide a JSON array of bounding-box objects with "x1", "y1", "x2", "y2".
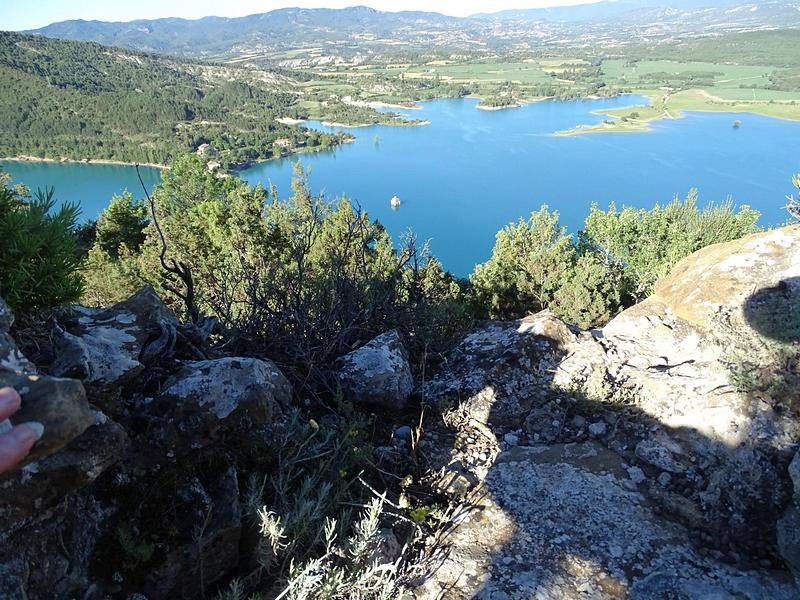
[
  {"x1": 0, "y1": 423, "x2": 43, "y2": 475},
  {"x1": 0, "y1": 387, "x2": 21, "y2": 421}
]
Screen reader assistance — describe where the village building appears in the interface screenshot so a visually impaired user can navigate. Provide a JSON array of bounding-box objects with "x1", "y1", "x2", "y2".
[{"x1": 196, "y1": 143, "x2": 218, "y2": 156}]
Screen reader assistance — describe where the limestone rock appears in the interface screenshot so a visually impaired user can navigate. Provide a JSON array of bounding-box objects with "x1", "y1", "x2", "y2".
[
  {"x1": 779, "y1": 506, "x2": 800, "y2": 587},
  {"x1": 0, "y1": 372, "x2": 94, "y2": 468},
  {"x1": 0, "y1": 494, "x2": 116, "y2": 599},
  {"x1": 424, "y1": 313, "x2": 576, "y2": 427},
  {"x1": 336, "y1": 330, "x2": 413, "y2": 410},
  {"x1": 789, "y1": 450, "x2": 800, "y2": 499},
  {"x1": 51, "y1": 286, "x2": 178, "y2": 386},
  {"x1": 0, "y1": 296, "x2": 12, "y2": 333},
  {"x1": 155, "y1": 357, "x2": 290, "y2": 447},
  {"x1": 549, "y1": 226, "x2": 800, "y2": 554},
  {"x1": 0, "y1": 331, "x2": 35, "y2": 376},
  {"x1": 415, "y1": 443, "x2": 796, "y2": 599},
  {"x1": 419, "y1": 226, "x2": 800, "y2": 590},
  {"x1": 634, "y1": 438, "x2": 687, "y2": 474},
  {"x1": 779, "y1": 449, "x2": 800, "y2": 586},
  {"x1": 651, "y1": 225, "x2": 800, "y2": 331}
]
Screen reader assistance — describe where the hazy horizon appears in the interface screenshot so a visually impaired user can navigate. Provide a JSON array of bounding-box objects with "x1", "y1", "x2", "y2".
[{"x1": 5, "y1": 0, "x2": 605, "y2": 31}]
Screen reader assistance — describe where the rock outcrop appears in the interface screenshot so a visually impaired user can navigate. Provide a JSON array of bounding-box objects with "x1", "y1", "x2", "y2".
[
  {"x1": 154, "y1": 356, "x2": 290, "y2": 449},
  {"x1": 0, "y1": 288, "x2": 291, "y2": 599},
  {"x1": 51, "y1": 286, "x2": 179, "y2": 386},
  {"x1": 418, "y1": 226, "x2": 800, "y2": 598},
  {"x1": 336, "y1": 329, "x2": 414, "y2": 410},
  {"x1": 0, "y1": 295, "x2": 35, "y2": 375},
  {"x1": 415, "y1": 443, "x2": 797, "y2": 599}
]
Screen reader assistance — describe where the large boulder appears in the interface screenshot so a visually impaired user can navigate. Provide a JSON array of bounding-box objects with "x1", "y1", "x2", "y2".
[
  {"x1": 336, "y1": 330, "x2": 414, "y2": 411},
  {"x1": 421, "y1": 226, "x2": 800, "y2": 586},
  {"x1": 551, "y1": 226, "x2": 800, "y2": 556},
  {"x1": 51, "y1": 286, "x2": 178, "y2": 386},
  {"x1": 648, "y1": 225, "x2": 800, "y2": 331},
  {"x1": 153, "y1": 357, "x2": 291, "y2": 449}
]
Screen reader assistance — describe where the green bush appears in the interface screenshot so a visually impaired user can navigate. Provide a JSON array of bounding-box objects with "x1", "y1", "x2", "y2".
[
  {"x1": 470, "y1": 192, "x2": 762, "y2": 328},
  {"x1": 94, "y1": 191, "x2": 149, "y2": 259},
  {"x1": 471, "y1": 206, "x2": 574, "y2": 320},
  {"x1": 81, "y1": 192, "x2": 151, "y2": 306},
  {"x1": 82, "y1": 156, "x2": 470, "y2": 388},
  {"x1": 552, "y1": 252, "x2": 627, "y2": 329},
  {"x1": 580, "y1": 191, "x2": 761, "y2": 301},
  {"x1": 0, "y1": 172, "x2": 83, "y2": 312}
]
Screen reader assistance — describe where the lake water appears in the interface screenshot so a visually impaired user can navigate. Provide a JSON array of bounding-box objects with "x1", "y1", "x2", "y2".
[
  {"x1": 3, "y1": 96, "x2": 799, "y2": 276},
  {"x1": 0, "y1": 160, "x2": 162, "y2": 218}
]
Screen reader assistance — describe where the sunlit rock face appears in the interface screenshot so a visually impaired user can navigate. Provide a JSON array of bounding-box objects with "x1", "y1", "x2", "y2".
[
  {"x1": 418, "y1": 226, "x2": 800, "y2": 598},
  {"x1": 50, "y1": 286, "x2": 179, "y2": 386},
  {"x1": 415, "y1": 443, "x2": 797, "y2": 600},
  {"x1": 336, "y1": 329, "x2": 414, "y2": 411}
]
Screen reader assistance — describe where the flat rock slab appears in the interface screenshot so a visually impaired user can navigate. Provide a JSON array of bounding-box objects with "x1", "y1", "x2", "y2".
[
  {"x1": 51, "y1": 286, "x2": 177, "y2": 386},
  {"x1": 415, "y1": 442, "x2": 796, "y2": 599}
]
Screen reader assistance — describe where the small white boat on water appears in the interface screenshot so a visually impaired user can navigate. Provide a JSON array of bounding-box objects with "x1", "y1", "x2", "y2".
[{"x1": 390, "y1": 195, "x2": 401, "y2": 209}]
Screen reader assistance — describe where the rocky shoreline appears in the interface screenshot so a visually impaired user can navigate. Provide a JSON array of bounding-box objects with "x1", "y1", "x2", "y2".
[{"x1": 1, "y1": 155, "x2": 168, "y2": 169}]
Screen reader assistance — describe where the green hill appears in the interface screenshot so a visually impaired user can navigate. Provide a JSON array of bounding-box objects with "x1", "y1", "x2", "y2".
[{"x1": 0, "y1": 32, "x2": 344, "y2": 167}]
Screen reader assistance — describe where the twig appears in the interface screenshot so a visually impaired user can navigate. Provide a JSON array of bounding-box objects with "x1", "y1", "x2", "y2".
[{"x1": 136, "y1": 164, "x2": 200, "y2": 323}]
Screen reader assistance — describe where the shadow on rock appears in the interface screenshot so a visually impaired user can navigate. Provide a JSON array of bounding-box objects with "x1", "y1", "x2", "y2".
[
  {"x1": 415, "y1": 311, "x2": 800, "y2": 599},
  {"x1": 415, "y1": 226, "x2": 800, "y2": 598},
  {"x1": 743, "y1": 277, "x2": 800, "y2": 343}
]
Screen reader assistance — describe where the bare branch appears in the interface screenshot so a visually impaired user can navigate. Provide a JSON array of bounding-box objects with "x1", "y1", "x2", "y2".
[{"x1": 137, "y1": 164, "x2": 200, "y2": 323}]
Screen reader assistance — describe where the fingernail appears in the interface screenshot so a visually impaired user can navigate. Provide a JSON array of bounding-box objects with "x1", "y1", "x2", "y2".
[
  {"x1": 19, "y1": 421, "x2": 44, "y2": 441},
  {"x1": 0, "y1": 387, "x2": 20, "y2": 411}
]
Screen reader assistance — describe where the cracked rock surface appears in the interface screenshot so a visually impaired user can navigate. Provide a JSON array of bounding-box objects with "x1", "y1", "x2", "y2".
[{"x1": 417, "y1": 227, "x2": 800, "y2": 598}]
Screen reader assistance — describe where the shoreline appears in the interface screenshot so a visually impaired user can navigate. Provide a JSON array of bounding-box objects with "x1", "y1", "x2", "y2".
[
  {"x1": 275, "y1": 117, "x2": 307, "y2": 125},
  {"x1": 1, "y1": 155, "x2": 168, "y2": 170},
  {"x1": 476, "y1": 102, "x2": 523, "y2": 111},
  {"x1": 555, "y1": 90, "x2": 800, "y2": 137},
  {"x1": 342, "y1": 97, "x2": 422, "y2": 111},
  {"x1": 321, "y1": 119, "x2": 430, "y2": 128},
  {"x1": 367, "y1": 101, "x2": 423, "y2": 111}
]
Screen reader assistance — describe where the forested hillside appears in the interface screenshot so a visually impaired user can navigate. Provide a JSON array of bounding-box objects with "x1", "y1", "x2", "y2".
[{"x1": 0, "y1": 32, "x2": 347, "y2": 167}]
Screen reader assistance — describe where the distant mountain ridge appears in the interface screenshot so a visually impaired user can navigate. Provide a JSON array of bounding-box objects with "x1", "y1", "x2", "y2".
[
  {"x1": 24, "y1": 1, "x2": 800, "y2": 59},
  {"x1": 26, "y1": 7, "x2": 468, "y2": 57},
  {"x1": 471, "y1": 0, "x2": 748, "y2": 21}
]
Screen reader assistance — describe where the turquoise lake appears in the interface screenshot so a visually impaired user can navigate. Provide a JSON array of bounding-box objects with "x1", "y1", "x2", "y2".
[{"x1": 3, "y1": 96, "x2": 799, "y2": 276}]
